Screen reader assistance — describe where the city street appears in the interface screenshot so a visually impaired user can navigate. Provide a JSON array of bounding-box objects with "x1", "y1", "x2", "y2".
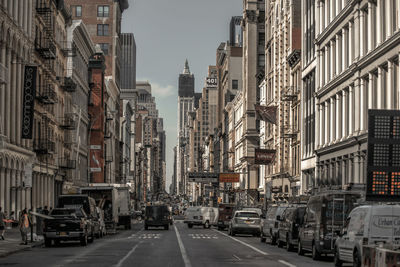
[{"x1": 0, "y1": 220, "x2": 333, "y2": 267}]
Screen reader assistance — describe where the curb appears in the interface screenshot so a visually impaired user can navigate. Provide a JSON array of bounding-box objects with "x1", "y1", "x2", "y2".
[{"x1": 0, "y1": 241, "x2": 44, "y2": 259}]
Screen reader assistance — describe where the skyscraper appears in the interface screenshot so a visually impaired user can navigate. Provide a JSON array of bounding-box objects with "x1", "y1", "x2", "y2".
[{"x1": 176, "y1": 60, "x2": 195, "y2": 195}]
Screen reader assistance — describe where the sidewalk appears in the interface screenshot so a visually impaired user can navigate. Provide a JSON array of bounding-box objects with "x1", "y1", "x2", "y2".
[{"x1": 0, "y1": 227, "x2": 44, "y2": 258}]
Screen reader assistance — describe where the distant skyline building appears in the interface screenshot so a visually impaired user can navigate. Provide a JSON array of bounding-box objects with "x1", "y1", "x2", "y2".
[
  {"x1": 121, "y1": 33, "x2": 137, "y2": 90},
  {"x1": 177, "y1": 60, "x2": 195, "y2": 195}
]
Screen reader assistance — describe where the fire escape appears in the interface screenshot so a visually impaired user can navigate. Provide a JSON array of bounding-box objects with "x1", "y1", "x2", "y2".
[
  {"x1": 281, "y1": 86, "x2": 300, "y2": 184},
  {"x1": 35, "y1": 0, "x2": 57, "y2": 105}
]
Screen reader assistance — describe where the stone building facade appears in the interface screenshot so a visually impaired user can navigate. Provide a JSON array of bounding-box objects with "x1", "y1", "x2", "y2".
[
  {"x1": 0, "y1": 0, "x2": 36, "y2": 216},
  {"x1": 314, "y1": 0, "x2": 400, "y2": 188}
]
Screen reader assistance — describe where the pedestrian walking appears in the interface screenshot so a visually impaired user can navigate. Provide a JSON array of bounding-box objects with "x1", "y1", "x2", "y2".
[
  {"x1": 0, "y1": 207, "x2": 5, "y2": 240},
  {"x1": 19, "y1": 209, "x2": 31, "y2": 245}
]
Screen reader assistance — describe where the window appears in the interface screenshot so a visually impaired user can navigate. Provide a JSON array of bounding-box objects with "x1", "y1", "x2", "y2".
[
  {"x1": 97, "y1": 24, "x2": 109, "y2": 36},
  {"x1": 99, "y1": 43, "x2": 109, "y2": 55},
  {"x1": 258, "y1": 54, "x2": 265, "y2": 67},
  {"x1": 97, "y1": 5, "x2": 109, "y2": 17},
  {"x1": 75, "y1": 6, "x2": 82, "y2": 17},
  {"x1": 232, "y1": 80, "x2": 238, "y2": 90},
  {"x1": 258, "y1": 32, "x2": 265, "y2": 46}
]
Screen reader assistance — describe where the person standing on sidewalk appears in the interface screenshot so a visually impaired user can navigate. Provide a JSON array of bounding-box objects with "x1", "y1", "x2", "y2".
[
  {"x1": 18, "y1": 209, "x2": 31, "y2": 245},
  {"x1": 0, "y1": 207, "x2": 5, "y2": 240}
]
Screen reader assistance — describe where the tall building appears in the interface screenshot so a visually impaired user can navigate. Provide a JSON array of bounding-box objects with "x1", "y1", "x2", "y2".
[
  {"x1": 301, "y1": 0, "x2": 316, "y2": 193},
  {"x1": 120, "y1": 33, "x2": 136, "y2": 90},
  {"x1": 238, "y1": 0, "x2": 265, "y2": 205},
  {"x1": 262, "y1": 0, "x2": 301, "y2": 200},
  {"x1": 0, "y1": 0, "x2": 36, "y2": 216},
  {"x1": 176, "y1": 60, "x2": 195, "y2": 195},
  {"x1": 314, "y1": 0, "x2": 400, "y2": 189}
]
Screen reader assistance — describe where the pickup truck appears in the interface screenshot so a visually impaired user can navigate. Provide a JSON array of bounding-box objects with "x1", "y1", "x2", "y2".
[{"x1": 43, "y1": 208, "x2": 93, "y2": 247}]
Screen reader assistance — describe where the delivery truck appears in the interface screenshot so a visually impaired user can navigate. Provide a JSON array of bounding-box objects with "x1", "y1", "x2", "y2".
[{"x1": 80, "y1": 184, "x2": 131, "y2": 233}]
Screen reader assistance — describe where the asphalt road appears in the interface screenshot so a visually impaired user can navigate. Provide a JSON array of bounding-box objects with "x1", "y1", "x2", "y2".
[{"x1": 0, "y1": 221, "x2": 335, "y2": 267}]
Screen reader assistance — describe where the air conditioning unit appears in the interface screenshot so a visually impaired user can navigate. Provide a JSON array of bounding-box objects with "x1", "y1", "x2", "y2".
[{"x1": 0, "y1": 63, "x2": 8, "y2": 84}]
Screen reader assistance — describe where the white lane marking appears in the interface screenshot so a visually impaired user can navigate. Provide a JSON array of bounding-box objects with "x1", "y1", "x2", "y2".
[
  {"x1": 114, "y1": 242, "x2": 141, "y2": 267},
  {"x1": 174, "y1": 225, "x2": 192, "y2": 267},
  {"x1": 278, "y1": 260, "x2": 296, "y2": 267},
  {"x1": 232, "y1": 254, "x2": 241, "y2": 261},
  {"x1": 213, "y1": 229, "x2": 269, "y2": 256}
]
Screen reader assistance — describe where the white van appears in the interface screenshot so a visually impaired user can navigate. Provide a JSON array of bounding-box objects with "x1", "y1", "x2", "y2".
[
  {"x1": 184, "y1": 207, "x2": 219, "y2": 228},
  {"x1": 334, "y1": 204, "x2": 400, "y2": 267}
]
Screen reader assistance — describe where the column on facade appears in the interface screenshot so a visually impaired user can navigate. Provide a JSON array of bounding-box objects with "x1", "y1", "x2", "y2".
[
  {"x1": 11, "y1": 52, "x2": 17, "y2": 144},
  {"x1": 354, "y1": 7, "x2": 360, "y2": 60},
  {"x1": 348, "y1": 156, "x2": 353, "y2": 184},
  {"x1": 325, "y1": 101, "x2": 329, "y2": 145},
  {"x1": 368, "y1": 73, "x2": 375, "y2": 109},
  {"x1": 399, "y1": 54, "x2": 400, "y2": 109},
  {"x1": 377, "y1": 67, "x2": 384, "y2": 109},
  {"x1": 360, "y1": 78, "x2": 367, "y2": 133},
  {"x1": 348, "y1": 85, "x2": 354, "y2": 136},
  {"x1": 360, "y1": 7, "x2": 365, "y2": 57},
  {"x1": 336, "y1": 0, "x2": 341, "y2": 15},
  {"x1": 319, "y1": 1, "x2": 324, "y2": 34},
  {"x1": 342, "y1": 89, "x2": 348, "y2": 139},
  {"x1": 341, "y1": 157, "x2": 347, "y2": 187},
  {"x1": 0, "y1": 167, "x2": 4, "y2": 209},
  {"x1": 320, "y1": 103, "x2": 324, "y2": 147},
  {"x1": 5, "y1": 169, "x2": 10, "y2": 214},
  {"x1": 16, "y1": 58, "x2": 22, "y2": 145},
  {"x1": 376, "y1": 0, "x2": 382, "y2": 44},
  {"x1": 342, "y1": 28, "x2": 348, "y2": 70},
  {"x1": 387, "y1": 61, "x2": 395, "y2": 109},
  {"x1": 331, "y1": 96, "x2": 336, "y2": 143},
  {"x1": 354, "y1": 153, "x2": 361, "y2": 184},
  {"x1": 325, "y1": 46, "x2": 330, "y2": 83},
  {"x1": 5, "y1": 48, "x2": 11, "y2": 140},
  {"x1": 325, "y1": 0, "x2": 330, "y2": 26},
  {"x1": 330, "y1": 0, "x2": 334, "y2": 22},
  {"x1": 387, "y1": 0, "x2": 393, "y2": 38},
  {"x1": 28, "y1": 0, "x2": 32, "y2": 37},
  {"x1": 368, "y1": 2, "x2": 375, "y2": 52},
  {"x1": 321, "y1": 49, "x2": 325, "y2": 86},
  {"x1": 330, "y1": 40, "x2": 335, "y2": 79},
  {"x1": 0, "y1": 43, "x2": 5, "y2": 136},
  {"x1": 349, "y1": 21, "x2": 353, "y2": 64},
  {"x1": 336, "y1": 34, "x2": 342, "y2": 74},
  {"x1": 23, "y1": 0, "x2": 27, "y2": 33},
  {"x1": 336, "y1": 93, "x2": 342, "y2": 141},
  {"x1": 354, "y1": 79, "x2": 361, "y2": 134},
  {"x1": 316, "y1": 104, "x2": 320, "y2": 148}
]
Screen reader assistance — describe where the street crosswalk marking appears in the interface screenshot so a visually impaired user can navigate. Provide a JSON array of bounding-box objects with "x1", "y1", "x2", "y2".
[
  {"x1": 128, "y1": 233, "x2": 162, "y2": 239},
  {"x1": 188, "y1": 234, "x2": 218, "y2": 239}
]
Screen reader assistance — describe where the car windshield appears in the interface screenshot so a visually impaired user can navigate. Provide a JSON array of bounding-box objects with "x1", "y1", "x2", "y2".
[
  {"x1": 236, "y1": 212, "x2": 259, "y2": 218},
  {"x1": 146, "y1": 206, "x2": 168, "y2": 218},
  {"x1": 50, "y1": 209, "x2": 84, "y2": 217}
]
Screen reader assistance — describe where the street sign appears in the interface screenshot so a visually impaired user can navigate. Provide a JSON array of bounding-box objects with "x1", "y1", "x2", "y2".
[
  {"x1": 367, "y1": 110, "x2": 400, "y2": 201},
  {"x1": 188, "y1": 172, "x2": 219, "y2": 183},
  {"x1": 206, "y1": 77, "x2": 217, "y2": 88},
  {"x1": 254, "y1": 149, "x2": 276, "y2": 165},
  {"x1": 219, "y1": 173, "x2": 240, "y2": 183}
]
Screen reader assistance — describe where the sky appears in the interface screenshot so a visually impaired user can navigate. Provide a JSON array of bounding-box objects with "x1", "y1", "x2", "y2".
[{"x1": 122, "y1": 0, "x2": 243, "y2": 192}]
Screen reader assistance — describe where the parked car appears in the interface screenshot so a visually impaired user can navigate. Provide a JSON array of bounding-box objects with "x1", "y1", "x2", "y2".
[
  {"x1": 217, "y1": 204, "x2": 235, "y2": 230},
  {"x1": 334, "y1": 204, "x2": 400, "y2": 267},
  {"x1": 228, "y1": 210, "x2": 261, "y2": 236},
  {"x1": 297, "y1": 191, "x2": 362, "y2": 260},
  {"x1": 261, "y1": 204, "x2": 288, "y2": 244},
  {"x1": 184, "y1": 207, "x2": 219, "y2": 229},
  {"x1": 43, "y1": 208, "x2": 92, "y2": 247},
  {"x1": 144, "y1": 205, "x2": 170, "y2": 230},
  {"x1": 276, "y1": 205, "x2": 306, "y2": 251},
  {"x1": 57, "y1": 194, "x2": 98, "y2": 242}
]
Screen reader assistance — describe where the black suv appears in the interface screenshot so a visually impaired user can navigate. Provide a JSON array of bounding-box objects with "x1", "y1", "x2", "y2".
[
  {"x1": 277, "y1": 205, "x2": 306, "y2": 251},
  {"x1": 144, "y1": 205, "x2": 170, "y2": 230}
]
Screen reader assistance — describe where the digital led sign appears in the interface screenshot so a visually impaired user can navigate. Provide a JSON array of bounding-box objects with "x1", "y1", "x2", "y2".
[{"x1": 367, "y1": 110, "x2": 400, "y2": 201}]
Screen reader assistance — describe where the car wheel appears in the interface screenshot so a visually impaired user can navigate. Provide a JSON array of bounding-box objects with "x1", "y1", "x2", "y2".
[
  {"x1": 44, "y1": 238, "x2": 52, "y2": 247},
  {"x1": 260, "y1": 232, "x2": 266, "y2": 243},
  {"x1": 80, "y1": 235, "x2": 88, "y2": 246},
  {"x1": 204, "y1": 221, "x2": 210, "y2": 229},
  {"x1": 312, "y1": 242, "x2": 321, "y2": 260},
  {"x1": 188, "y1": 224, "x2": 193, "y2": 229},
  {"x1": 334, "y1": 248, "x2": 343, "y2": 267},
  {"x1": 353, "y1": 250, "x2": 361, "y2": 267},
  {"x1": 54, "y1": 239, "x2": 60, "y2": 246},
  {"x1": 271, "y1": 233, "x2": 277, "y2": 245},
  {"x1": 145, "y1": 225, "x2": 148, "y2": 230},
  {"x1": 278, "y1": 239, "x2": 284, "y2": 248},
  {"x1": 297, "y1": 239, "x2": 305, "y2": 256}
]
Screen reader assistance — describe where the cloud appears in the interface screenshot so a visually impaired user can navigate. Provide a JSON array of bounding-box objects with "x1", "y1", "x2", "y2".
[{"x1": 151, "y1": 82, "x2": 175, "y2": 98}]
